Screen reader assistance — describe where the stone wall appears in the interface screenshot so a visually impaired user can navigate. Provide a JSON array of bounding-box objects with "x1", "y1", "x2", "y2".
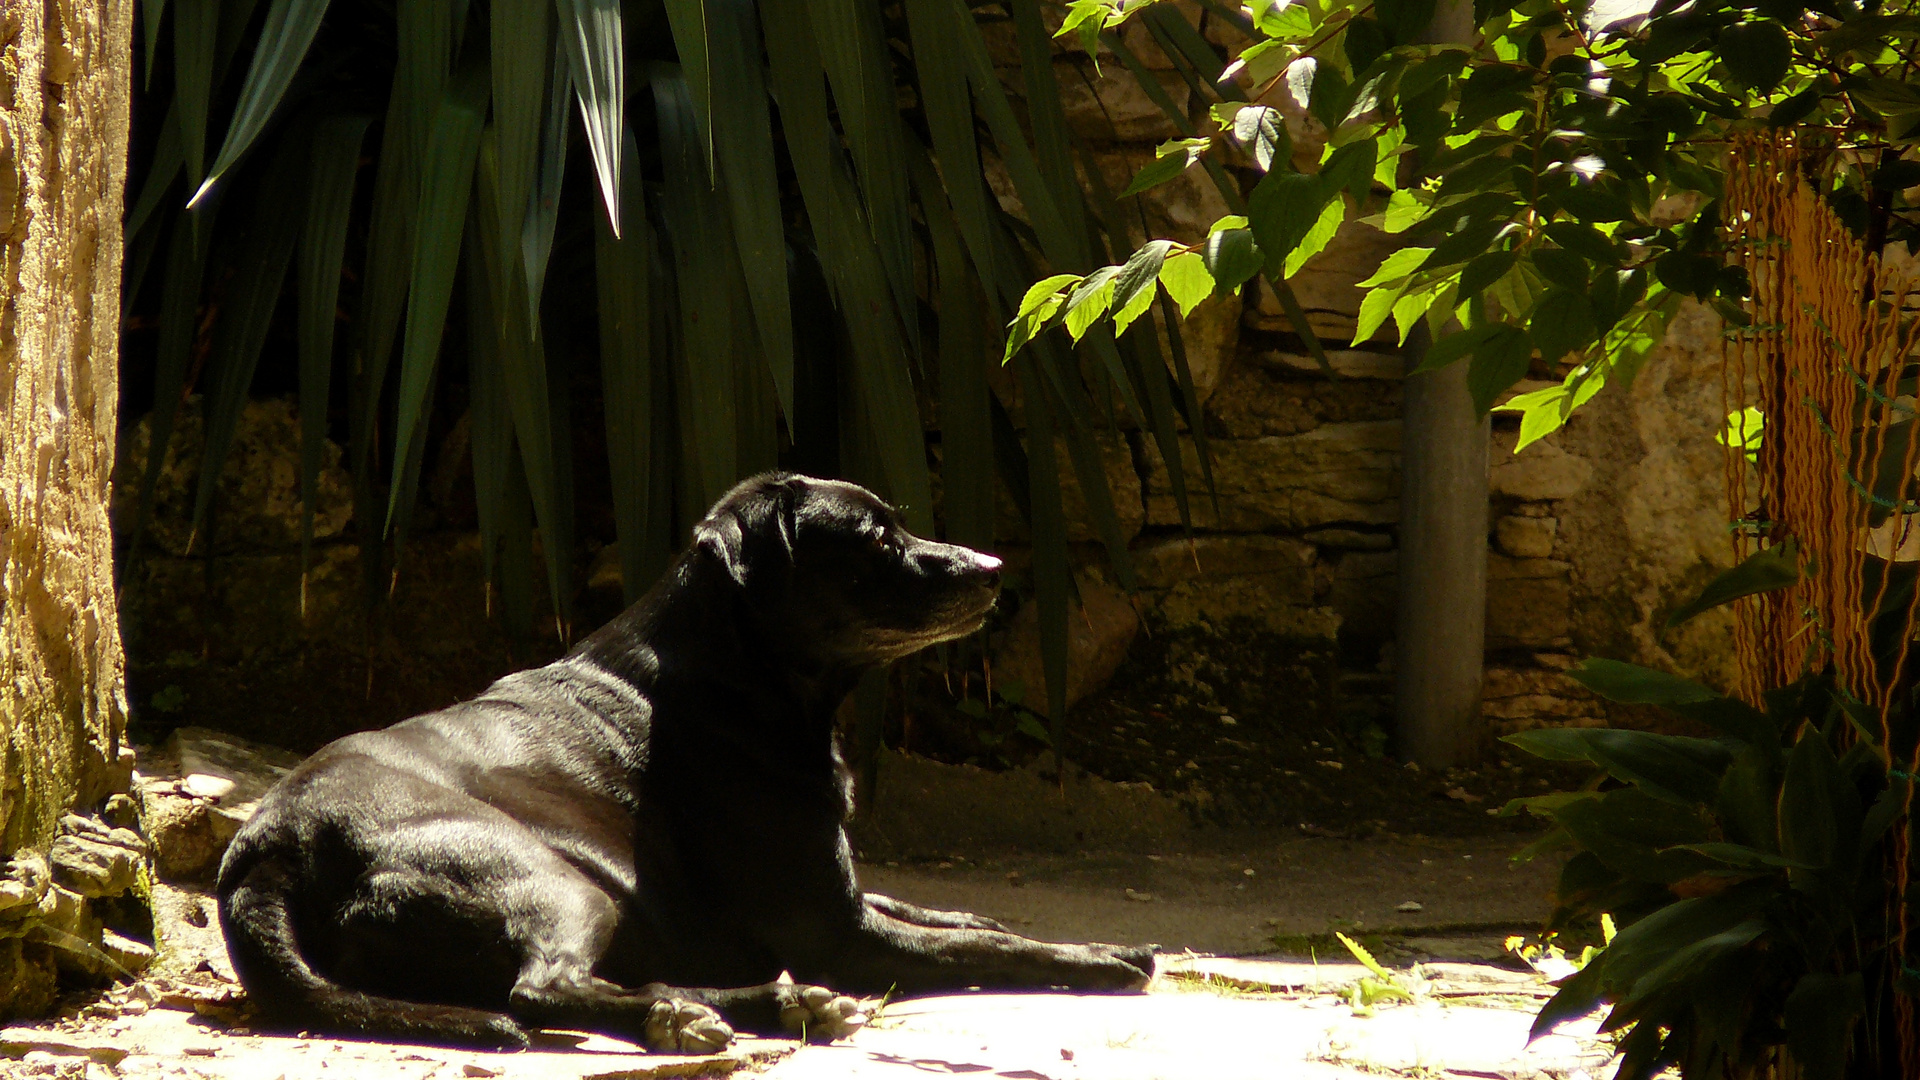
[
  {"x1": 108, "y1": 5, "x2": 1741, "y2": 769},
  {"x1": 977, "y1": 3, "x2": 1739, "y2": 745}
]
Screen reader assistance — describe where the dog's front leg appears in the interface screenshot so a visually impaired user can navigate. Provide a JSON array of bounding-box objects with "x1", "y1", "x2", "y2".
[
  {"x1": 864, "y1": 892, "x2": 1009, "y2": 932},
  {"x1": 794, "y1": 906, "x2": 1157, "y2": 997}
]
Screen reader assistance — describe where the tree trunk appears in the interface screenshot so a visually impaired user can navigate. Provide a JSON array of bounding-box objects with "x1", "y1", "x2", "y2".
[
  {"x1": 0, "y1": 0, "x2": 134, "y2": 856},
  {"x1": 1393, "y1": 0, "x2": 1489, "y2": 769}
]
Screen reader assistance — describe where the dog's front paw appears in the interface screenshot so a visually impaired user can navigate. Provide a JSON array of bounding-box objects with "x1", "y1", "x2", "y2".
[
  {"x1": 777, "y1": 984, "x2": 868, "y2": 1042},
  {"x1": 644, "y1": 999, "x2": 735, "y2": 1054}
]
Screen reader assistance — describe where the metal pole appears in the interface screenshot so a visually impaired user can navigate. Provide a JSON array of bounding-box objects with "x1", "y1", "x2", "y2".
[{"x1": 1394, "y1": 0, "x2": 1487, "y2": 769}]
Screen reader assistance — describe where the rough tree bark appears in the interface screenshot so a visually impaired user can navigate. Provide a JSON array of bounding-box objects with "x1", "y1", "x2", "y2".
[{"x1": 0, "y1": 0, "x2": 135, "y2": 856}]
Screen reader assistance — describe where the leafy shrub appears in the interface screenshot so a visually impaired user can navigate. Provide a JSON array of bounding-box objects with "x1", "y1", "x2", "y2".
[{"x1": 1507, "y1": 661, "x2": 1907, "y2": 1080}]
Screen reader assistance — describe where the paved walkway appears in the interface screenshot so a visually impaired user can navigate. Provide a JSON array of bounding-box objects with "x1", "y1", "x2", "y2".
[{"x1": 0, "y1": 958, "x2": 1612, "y2": 1079}]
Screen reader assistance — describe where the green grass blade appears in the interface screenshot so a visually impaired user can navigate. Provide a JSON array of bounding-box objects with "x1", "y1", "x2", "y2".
[
  {"x1": 707, "y1": 0, "x2": 792, "y2": 420},
  {"x1": 475, "y1": 132, "x2": 575, "y2": 630},
  {"x1": 128, "y1": 105, "x2": 182, "y2": 242},
  {"x1": 296, "y1": 113, "x2": 370, "y2": 603},
  {"x1": 215, "y1": 0, "x2": 265, "y2": 83},
  {"x1": 523, "y1": 35, "x2": 569, "y2": 327},
  {"x1": 174, "y1": 0, "x2": 218, "y2": 189},
  {"x1": 594, "y1": 126, "x2": 655, "y2": 605},
  {"x1": 126, "y1": 205, "x2": 217, "y2": 563},
  {"x1": 491, "y1": 0, "x2": 549, "y2": 326},
  {"x1": 909, "y1": 152, "x2": 992, "y2": 549},
  {"x1": 1140, "y1": 5, "x2": 1233, "y2": 109},
  {"x1": 144, "y1": 0, "x2": 167, "y2": 88},
  {"x1": 1008, "y1": 0, "x2": 1088, "y2": 269},
  {"x1": 760, "y1": 2, "x2": 933, "y2": 532},
  {"x1": 1066, "y1": 137, "x2": 1154, "y2": 427},
  {"x1": 190, "y1": 0, "x2": 334, "y2": 208},
  {"x1": 352, "y1": 0, "x2": 453, "y2": 482},
  {"x1": 660, "y1": 0, "x2": 713, "y2": 171},
  {"x1": 989, "y1": 390, "x2": 1033, "y2": 530},
  {"x1": 189, "y1": 136, "x2": 308, "y2": 549},
  {"x1": 385, "y1": 60, "x2": 489, "y2": 539},
  {"x1": 940, "y1": 0, "x2": 1071, "y2": 267},
  {"x1": 805, "y1": 0, "x2": 919, "y2": 353},
  {"x1": 1144, "y1": 5, "x2": 1231, "y2": 89},
  {"x1": 499, "y1": 431, "x2": 539, "y2": 642},
  {"x1": 463, "y1": 209, "x2": 509, "y2": 602},
  {"x1": 1156, "y1": 286, "x2": 1219, "y2": 511},
  {"x1": 557, "y1": 0, "x2": 624, "y2": 235},
  {"x1": 1013, "y1": 355, "x2": 1072, "y2": 739},
  {"x1": 902, "y1": 0, "x2": 996, "y2": 292},
  {"x1": 122, "y1": 205, "x2": 166, "y2": 321},
  {"x1": 654, "y1": 61, "x2": 739, "y2": 506}
]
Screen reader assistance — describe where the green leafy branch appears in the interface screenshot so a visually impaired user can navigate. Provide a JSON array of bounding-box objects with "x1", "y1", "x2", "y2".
[{"x1": 1011, "y1": 0, "x2": 1920, "y2": 445}]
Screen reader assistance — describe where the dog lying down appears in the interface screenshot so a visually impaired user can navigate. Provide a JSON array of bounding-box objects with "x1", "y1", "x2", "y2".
[{"x1": 217, "y1": 472, "x2": 1155, "y2": 1052}]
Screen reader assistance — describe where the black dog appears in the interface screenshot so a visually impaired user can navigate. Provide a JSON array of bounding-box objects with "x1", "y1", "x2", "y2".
[{"x1": 217, "y1": 473, "x2": 1155, "y2": 1051}]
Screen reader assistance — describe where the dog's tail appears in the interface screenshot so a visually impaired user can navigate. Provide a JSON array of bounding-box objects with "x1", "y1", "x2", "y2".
[{"x1": 219, "y1": 860, "x2": 528, "y2": 1048}]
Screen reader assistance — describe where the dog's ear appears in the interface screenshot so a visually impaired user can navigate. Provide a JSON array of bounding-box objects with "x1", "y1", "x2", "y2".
[{"x1": 694, "y1": 476, "x2": 801, "y2": 594}]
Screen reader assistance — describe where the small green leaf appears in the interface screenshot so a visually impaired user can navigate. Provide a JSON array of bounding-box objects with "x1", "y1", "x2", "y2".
[
  {"x1": 1665, "y1": 539, "x2": 1800, "y2": 629},
  {"x1": 1718, "y1": 20, "x2": 1792, "y2": 94},
  {"x1": 1531, "y1": 248, "x2": 1589, "y2": 291},
  {"x1": 1283, "y1": 199, "x2": 1343, "y2": 278},
  {"x1": 1779, "y1": 727, "x2": 1846, "y2": 876},
  {"x1": 1466, "y1": 324, "x2": 1533, "y2": 414},
  {"x1": 1457, "y1": 249, "x2": 1516, "y2": 302},
  {"x1": 1230, "y1": 104, "x2": 1288, "y2": 171},
  {"x1": 1247, "y1": 169, "x2": 1332, "y2": 274},
  {"x1": 1016, "y1": 275, "x2": 1077, "y2": 318},
  {"x1": 1159, "y1": 251, "x2": 1215, "y2": 316},
  {"x1": 1123, "y1": 151, "x2": 1196, "y2": 197},
  {"x1": 1063, "y1": 266, "x2": 1122, "y2": 342},
  {"x1": 1566, "y1": 658, "x2": 1720, "y2": 706},
  {"x1": 1671, "y1": 842, "x2": 1812, "y2": 870},
  {"x1": 1112, "y1": 240, "x2": 1173, "y2": 336},
  {"x1": 1529, "y1": 290, "x2": 1594, "y2": 362},
  {"x1": 1352, "y1": 284, "x2": 1405, "y2": 347},
  {"x1": 1355, "y1": 246, "x2": 1434, "y2": 288},
  {"x1": 1202, "y1": 229, "x2": 1264, "y2": 291},
  {"x1": 1543, "y1": 222, "x2": 1621, "y2": 265},
  {"x1": 1784, "y1": 973, "x2": 1866, "y2": 1080}
]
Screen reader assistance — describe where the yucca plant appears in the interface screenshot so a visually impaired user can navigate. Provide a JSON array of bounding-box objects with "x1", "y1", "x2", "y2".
[
  {"x1": 119, "y1": 0, "x2": 1266, "y2": 733},
  {"x1": 1507, "y1": 659, "x2": 1907, "y2": 1080}
]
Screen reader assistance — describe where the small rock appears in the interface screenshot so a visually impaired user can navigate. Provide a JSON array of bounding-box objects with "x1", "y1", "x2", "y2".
[
  {"x1": 1396, "y1": 901, "x2": 1424, "y2": 913},
  {"x1": 99, "y1": 795, "x2": 140, "y2": 830},
  {"x1": 1444, "y1": 787, "x2": 1484, "y2": 804},
  {"x1": 1124, "y1": 888, "x2": 1155, "y2": 902},
  {"x1": 1316, "y1": 760, "x2": 1344, "y2": 770},
  {"x1": 990, "y1": 575, "x2": 1140, "y2": 716},
  {"x1": 179, "y1": 773, "x2": 237, "y2": 801},
  {"x1": 99, "y1": 929, "x2": 156, "y2": 976},
  {"x1": 49, "y1": 832, "x2": 144, "y2": 898},
  {"x1": 1220, "y1": 715, "x2": 1238, "y2": 726},
  {"x1": 463, "y1": 1066, "x2": 501, "y2": 1078},
  {"x1": 1242, "y1": 868, "x2": 1256, "y2": 877}
]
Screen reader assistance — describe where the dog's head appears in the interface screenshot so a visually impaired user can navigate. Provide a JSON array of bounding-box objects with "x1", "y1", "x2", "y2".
[{"x1": 693, "y1": 472, "x2": 1002, "y2": 665}]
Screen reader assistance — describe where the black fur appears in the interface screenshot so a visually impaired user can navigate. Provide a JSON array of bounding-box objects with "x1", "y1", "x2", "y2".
[{"x1": 216, "y1": 473, "x2": 1155, "y2": 1049}]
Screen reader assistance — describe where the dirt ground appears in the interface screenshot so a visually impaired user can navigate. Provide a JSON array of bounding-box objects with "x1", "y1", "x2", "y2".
[{"x1": 0, "y1": 733, "x2": 1580, "y2": 1079}]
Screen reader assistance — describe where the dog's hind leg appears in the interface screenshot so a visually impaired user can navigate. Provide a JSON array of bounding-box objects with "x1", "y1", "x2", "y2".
[{"x1": 500, "y1": 870, "x2": 735, "y2": 1054}]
